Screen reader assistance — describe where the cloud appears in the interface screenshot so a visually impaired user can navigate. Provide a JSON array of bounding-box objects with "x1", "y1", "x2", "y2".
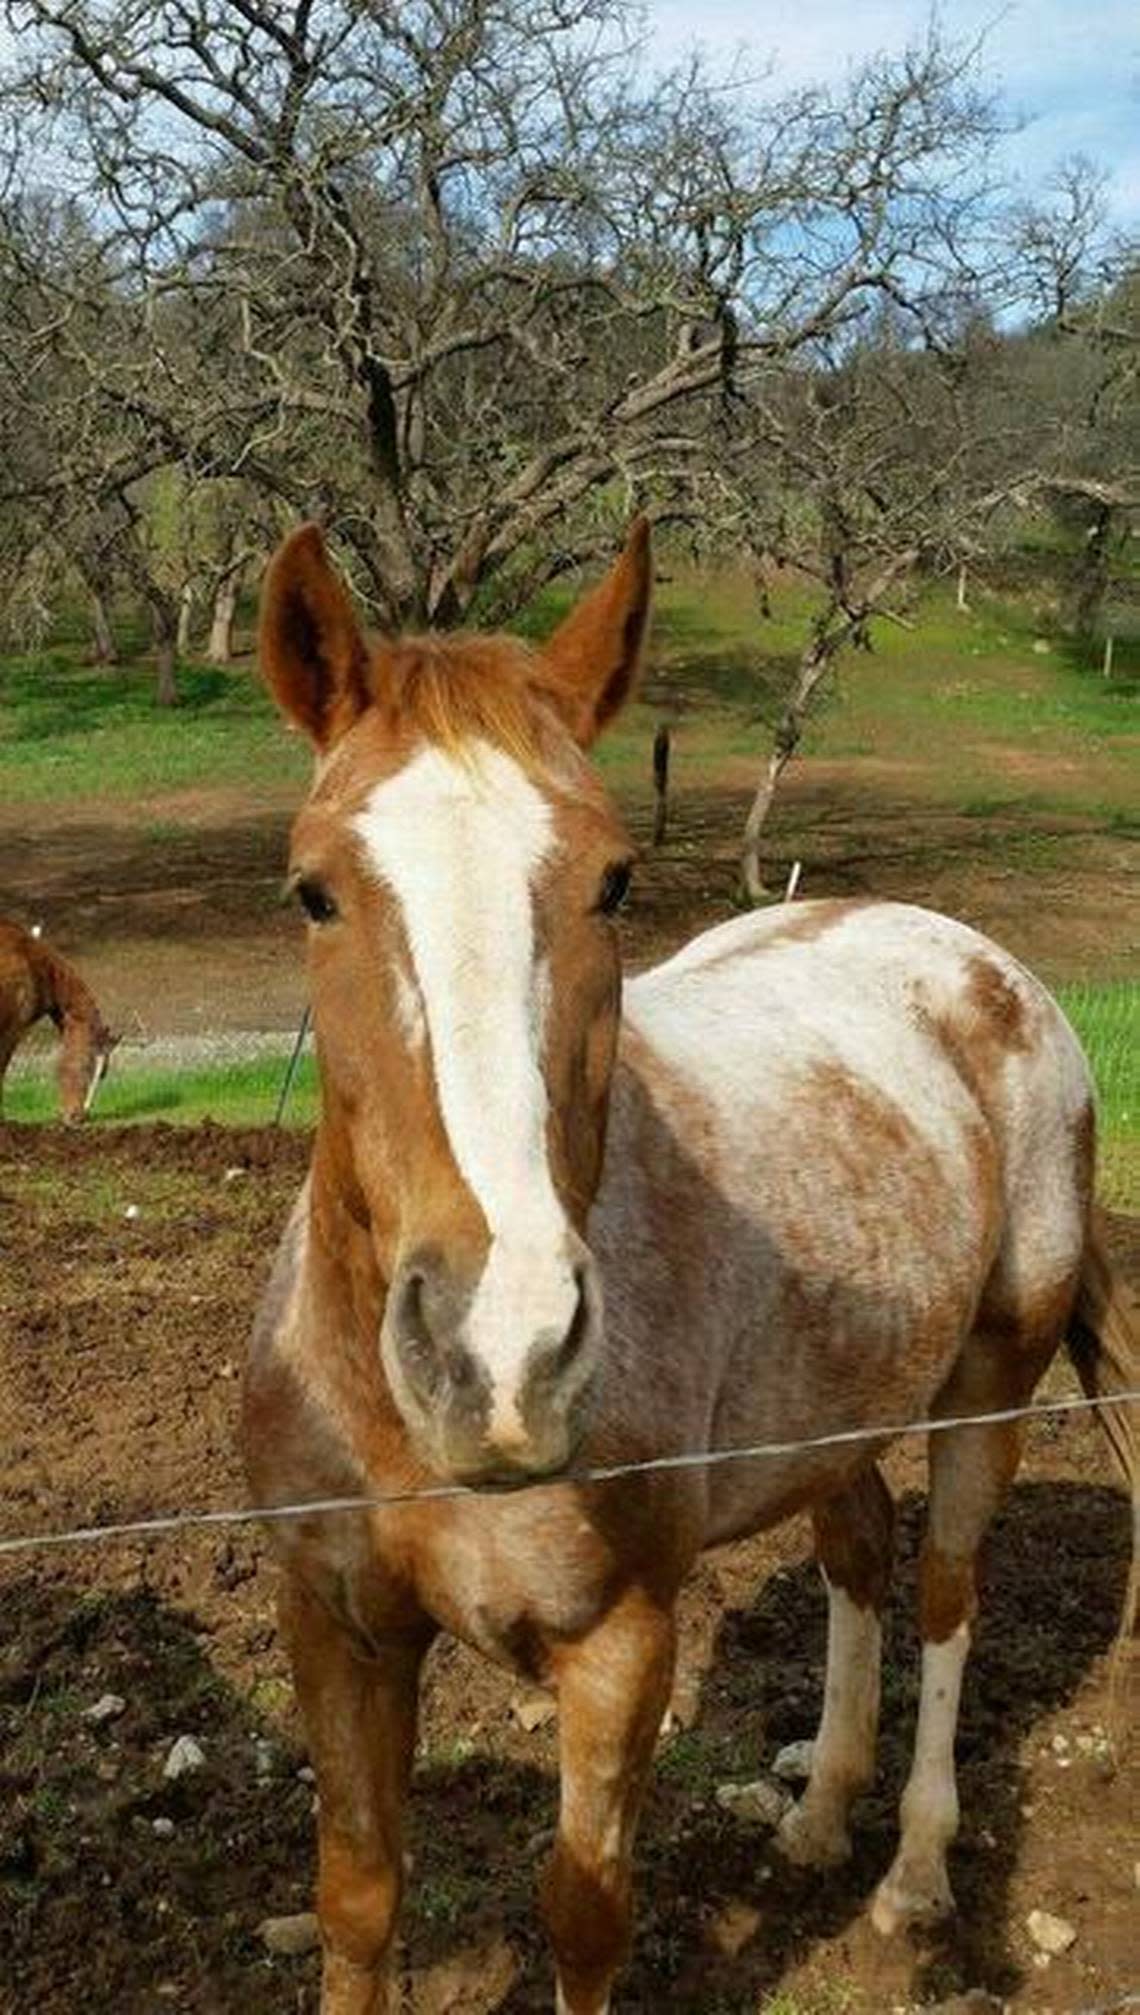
[{"x1": 644, "y1": 0, "x2": 1140, "y2": 225}]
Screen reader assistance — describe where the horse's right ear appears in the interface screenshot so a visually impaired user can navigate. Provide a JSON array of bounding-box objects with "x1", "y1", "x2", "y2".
[{"x1": 260, "y1": 525, "x2": 372, "y2": 751}]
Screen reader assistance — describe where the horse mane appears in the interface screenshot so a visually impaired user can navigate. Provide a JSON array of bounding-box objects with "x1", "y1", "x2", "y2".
[{"x1": 371, "y1": 634, "x2": 569, "y2": 776}]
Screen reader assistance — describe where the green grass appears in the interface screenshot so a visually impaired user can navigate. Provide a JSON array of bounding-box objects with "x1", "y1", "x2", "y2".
[
  {"x1": 2, "y1": 571, "x2": 1136, "y2": 818},
  {"x1": 8, "y1": 980, "x2": 1135, "y2": 1207},
  {"x1": 0, "y1": 651, "x2": 309, "y2": 803},
  {"x1": 5, "y1": 1051, "x2": 320, "y2": 1128},
  {"x1": 1056, "y1": 981, "x2": 1139, "y2": 1207}
]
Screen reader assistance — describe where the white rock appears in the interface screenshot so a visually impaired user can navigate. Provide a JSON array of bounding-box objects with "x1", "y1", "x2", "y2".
[
  {"x1": 223, "y1": 1165, "x2": 247, "y2": 1184},
  {"x1": 152, "y1": 1817, "x2": 176, "y2": 1839},
  {"x1": 771, "y1": 1739, "x2": 815, "y2": 1783},
  {"x1": 123, "y1": 1203, "x2": 140, "y2": 1221},
  {"x1": 258, "y1": 1912, "x2": 321, "y2": 1957},
  {"x1": 511, "y1": 1693, "x2": 556, "y2": 1733},
  {"x1": 85, "y1": 1693, "x2": 126, "y2": 1724},
  {"x1": 163, "y1": 1735, "x2": 206, "y2": 1781},
  {"x1": 1026, "y1": 1909, "x2": 1077, "y2": 1956},
  {"x1": 253, "y1": 1738, "x2": 275, "y2": 1782},
  {"x1": 1032, "y1": 638, "x2": 1052, "y2": 654},
  {"x1": 715, "y1": 1779, "x2": 790, "y2": 1827}
]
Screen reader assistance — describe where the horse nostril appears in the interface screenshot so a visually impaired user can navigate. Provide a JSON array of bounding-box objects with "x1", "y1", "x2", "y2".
[{"x1": 391, "y1": 1268, "x2": 441, "y2": 1400}]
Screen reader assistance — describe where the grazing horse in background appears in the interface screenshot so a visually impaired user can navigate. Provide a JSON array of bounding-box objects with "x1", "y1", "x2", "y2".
[
  {"x1": 0, "y1": 918, "x2": 117, "y2": 1121},
  {"x1": 243, "y1": 521, "x2": 1137, "y2": 2015}
]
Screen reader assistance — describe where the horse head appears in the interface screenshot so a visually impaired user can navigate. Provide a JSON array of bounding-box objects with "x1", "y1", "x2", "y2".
[{"x1": 261, "y1": 520, "x2": 652, "y2": 1484}]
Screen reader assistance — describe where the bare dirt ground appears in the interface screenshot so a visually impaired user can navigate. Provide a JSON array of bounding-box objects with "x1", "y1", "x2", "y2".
[{"x1": 1, "y1": 1127, "x2": 1136, "y2": 2015}]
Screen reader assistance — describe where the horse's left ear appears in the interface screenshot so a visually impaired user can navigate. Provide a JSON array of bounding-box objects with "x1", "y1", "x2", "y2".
[
  {"x1": 539, "y1": 516, "x2": 652, "y2": 746},
  {"x1": 260, "y1": 524, "x2": 372, "y2": 750}
]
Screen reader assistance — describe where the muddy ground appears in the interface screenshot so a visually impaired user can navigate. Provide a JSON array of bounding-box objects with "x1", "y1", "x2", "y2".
[{"x1": 1, "y1": 1127, "x2": 1136, "y2": 2015}]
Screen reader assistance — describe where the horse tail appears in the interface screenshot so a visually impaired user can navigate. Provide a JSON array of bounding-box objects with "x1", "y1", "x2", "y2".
[{"x1": 1066, "y1": 1209, "x2": 1139, "y2": 1656}]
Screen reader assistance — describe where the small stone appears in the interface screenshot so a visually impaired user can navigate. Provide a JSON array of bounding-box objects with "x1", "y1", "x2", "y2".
[
  {"x1": 511, "y1": 1693, "x2": 556, "y2": 1733},
  {"x1": 1026, "y1": 1908, "x2": 1077, "y2": 1956},
  {"x1": 152, "y1": 1817, "x2": 175, "y2": 1839},
  {"x1": 252, "y1": 1738, "x2": 275, "y2": 1782},
  {"x1": 85, "y1": 1693, "x2": 126, "y2": 1724},
  {"x1": 296, "y1": 1765, "x2": 315, "y2": 1784},
  {"x1": 706, "y1": 1899, "x2": 760, "y2": 1957},
  {"x1": 1032, "y1": 638, "x2": 1051, "y2": 653},
  {"x1": 223, "y1": 1165, "x2": 247, "y2": 1183},
  {"x1": 714, "y1": 1779, "x2": 790, "y2": 1827},
  {"x1": 258, "y1": 1912, "x2": 321, "y2": 1957},
  {"x1": 218, "y1": 1360, "x2": 237, "y2": 1380},
  {"x1": 771, "y1": 1738, "x2": 815, "y2": 1783},
  {"x1": 925, "y1": 1994, "x2": 1002, "y2": 2013},
  {"x1": 123, "y1": 1203, "x2": 140, "y2": 1221},
  {"x1": 163, "y1": 1735, "x2": 206, "y2": 1781},
  {"x1": 1050, "y1": 1732, "x2": 1069, "y2": 1754}
]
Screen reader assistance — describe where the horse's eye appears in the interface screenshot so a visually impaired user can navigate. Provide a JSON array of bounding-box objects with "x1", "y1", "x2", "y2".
[
  {"x1": 295, "y1": 877, "x2": 338, "y2": 925},
  {"x1": 596, "y1": 861, "x2": 632, "y2": 917}
]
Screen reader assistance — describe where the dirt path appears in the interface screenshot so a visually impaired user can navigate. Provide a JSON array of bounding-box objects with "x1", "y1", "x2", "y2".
[{"x1": 1, "y1": 1128, "x2": 1136, "y2": 2014}]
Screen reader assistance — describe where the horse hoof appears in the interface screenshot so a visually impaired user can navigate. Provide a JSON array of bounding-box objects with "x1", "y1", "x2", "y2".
[
  {"x1": 870, "y1": 1864, "x2": 955, "y2": 1938},
  {"x1": 776, "y1": 1799, "x2": 852, "y2": 1869}
]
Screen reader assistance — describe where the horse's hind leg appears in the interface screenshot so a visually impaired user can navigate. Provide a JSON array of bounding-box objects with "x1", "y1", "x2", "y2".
[
  {"x1": 871, "y1": 1333, "x2": 1049, "y2": 1936},
  {"x1": 542, "y1": 1587, "x2": 675, "y2": 2014},
  {"x1": 778, "y1": 1464, "x2": 894, "y2": 1867}
]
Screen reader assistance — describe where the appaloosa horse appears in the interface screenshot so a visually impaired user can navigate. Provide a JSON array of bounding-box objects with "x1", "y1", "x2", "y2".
[
  {"x1": 243, "y1": 522, "x2": 1137, "y2": 2014},
  {"x1": 0, "y1": 918, "x2": 116, "y2": 1120}
]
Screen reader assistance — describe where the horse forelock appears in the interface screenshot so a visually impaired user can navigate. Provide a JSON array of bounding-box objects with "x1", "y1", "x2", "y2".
[{"x1": 360, "y1": 631, "x2": 582, "y2": 784}]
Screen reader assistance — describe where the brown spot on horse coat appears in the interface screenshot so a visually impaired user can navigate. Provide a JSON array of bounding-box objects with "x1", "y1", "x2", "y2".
[{"x1": 965, "y1": 954, "x2": 1032, "y2": 1053}]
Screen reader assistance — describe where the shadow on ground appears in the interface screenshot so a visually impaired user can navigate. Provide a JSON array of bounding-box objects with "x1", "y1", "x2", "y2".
[{"x1": 1, "y1": 1477, "x2": 1129, "y2": 2012}]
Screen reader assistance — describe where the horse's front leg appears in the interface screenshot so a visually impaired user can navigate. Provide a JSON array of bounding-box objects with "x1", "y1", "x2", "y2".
[
  {"x1": 281, "y1": 1574, "x2": 429, "y2": 2015},
  {"x1": 542, "y1": 1589, "x2": 675, "y2": 2015}
]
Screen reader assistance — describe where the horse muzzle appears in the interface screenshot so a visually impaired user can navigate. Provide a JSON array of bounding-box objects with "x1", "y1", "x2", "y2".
[{"x1": 380, "y1": 1240, "x2": 603, "y2": 1486}]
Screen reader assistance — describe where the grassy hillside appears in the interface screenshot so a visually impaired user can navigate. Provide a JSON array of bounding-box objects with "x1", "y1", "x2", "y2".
[{"x1": 2, "y1": 572, "x2": 1136, "y2": 814}]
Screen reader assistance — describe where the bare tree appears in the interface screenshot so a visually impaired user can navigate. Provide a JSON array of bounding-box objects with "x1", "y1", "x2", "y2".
[{"x1": 1, "y1": 4, "x2": 1020, "y2": 628}]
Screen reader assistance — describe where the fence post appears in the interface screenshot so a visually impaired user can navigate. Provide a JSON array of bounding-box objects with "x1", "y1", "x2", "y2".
[{"x1": 652, "y1": 723, "x2": 671, "y2": 848}]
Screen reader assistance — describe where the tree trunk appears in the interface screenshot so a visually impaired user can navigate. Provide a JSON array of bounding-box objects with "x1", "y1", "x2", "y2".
[
  {"x1": 956, "y1": 562, "x2": 969, "y2": 612},
  {"x1": 176, "y1": 582, "x2": 195, "y2": 656},
  {"x1": 739, "y1": 548, "x2": 918, "y2": 901},
  {"x1": 152, "y1": 601, "x2": 179, "y2": 706},
  {"x1": 1074, "y1": 502, "x2": 1112, "y2": 640},
  {"x1": 207, "y1": 569, "x2": 241, "y2": 663},
  {"x1": 88, "y1": 586, "x2": 118, "y2": 665},
  {"x1": 740, "y1": 632, "x2": 835, "y2": 901}
]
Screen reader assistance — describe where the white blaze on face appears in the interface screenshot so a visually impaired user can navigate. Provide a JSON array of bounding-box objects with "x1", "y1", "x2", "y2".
[{"x1": 354, "y1": 741, "x2": 580, "y2": 1435}]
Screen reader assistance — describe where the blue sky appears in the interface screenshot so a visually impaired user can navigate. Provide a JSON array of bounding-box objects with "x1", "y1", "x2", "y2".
[{"x1": 646, "y1": 1, "x2": 1140, "y2": 229}]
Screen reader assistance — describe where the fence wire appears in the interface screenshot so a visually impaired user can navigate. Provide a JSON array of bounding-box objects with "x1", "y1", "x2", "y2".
[{"x1": 2, "y1": 1387, "x2": 1137, "y2": 1559}]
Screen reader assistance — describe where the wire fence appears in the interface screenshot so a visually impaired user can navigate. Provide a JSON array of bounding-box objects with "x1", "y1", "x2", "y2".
[{"x1": 2, "y1": 1387, "x2": 1136, "y2": 1560}]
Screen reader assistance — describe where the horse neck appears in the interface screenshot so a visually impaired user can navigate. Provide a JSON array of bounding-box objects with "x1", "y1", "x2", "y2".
[
  {"x1": 307, "y1": 1123, "x2": 390, "y2": 1353},
  {"x1": 41, "y1": 948, "x2": 105, "y2": 1045},
  {"x1": 301, "y1": 1133, "x2": 419, "y2": 1474}
]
